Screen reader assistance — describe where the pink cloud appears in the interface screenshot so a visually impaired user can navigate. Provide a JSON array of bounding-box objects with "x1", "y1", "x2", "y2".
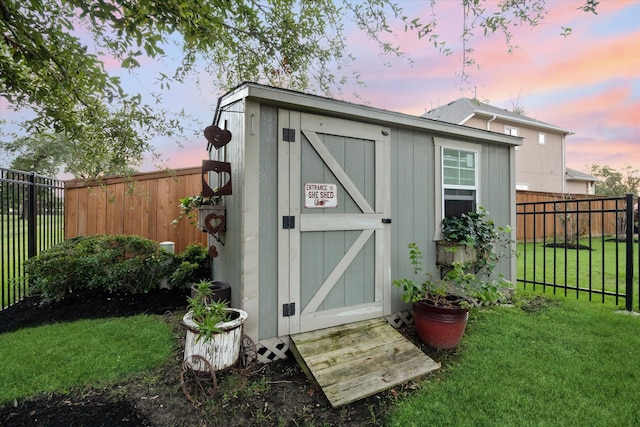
[
  {"x1": 346, "y1": 1, "x2": 639, "y2": 111},
  {"x1": 554, "y1": 87, "x2": 639, "y2": 131},
  {"x1": 468, "y1": 28, "x2": 639, "y2": 102},
  {"x1": 143, "y1": 141, "x2": 205, "y2": 172},
  {"x1": 566, "y1": 135, "x2": 640, "y2": 171},
  {"x1": 546, "y1": 0, "x2": 634, "y2": 21}
]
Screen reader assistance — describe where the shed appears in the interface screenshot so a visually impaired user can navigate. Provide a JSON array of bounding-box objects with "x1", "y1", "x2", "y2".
[{"x1": 207, "y1": 83, "x2": 519, "y2": 362}]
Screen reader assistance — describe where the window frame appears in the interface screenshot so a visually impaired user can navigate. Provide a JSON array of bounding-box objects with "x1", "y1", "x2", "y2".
[
  {"x1": 504, "y1": 126, "x2": 519, "y2": 136},
  {"x1": 538, "y1": 132, "x2": 546, "y2": 145},
  {"x1": 433, "y1": 138, "x2": 481, "y2": 240}
]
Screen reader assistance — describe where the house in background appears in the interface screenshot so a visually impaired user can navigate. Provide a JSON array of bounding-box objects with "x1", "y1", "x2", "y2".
[
  {"x1": 422, "y1": 98, "x2": 598, "y2": 195},
  {"x1": 565, "y1": 167, "x2": 599, "y2": 195}
]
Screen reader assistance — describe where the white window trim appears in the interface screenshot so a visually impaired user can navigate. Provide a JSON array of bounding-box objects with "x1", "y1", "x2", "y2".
[
  {"x1": 433, "y1": 137, "x2": 481, "y2": 241},
  {"x1": 505, "y1": 126, "x2": 519, "y2": 136},
  {"x1": 538, "y1": 132, "x2": 546, "y2": 145}
]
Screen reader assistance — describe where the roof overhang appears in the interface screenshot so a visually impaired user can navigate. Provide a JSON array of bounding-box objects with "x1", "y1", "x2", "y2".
[
  {"x1": 220, "y1": 83, "x2": 522, "y2": 147},
  {"x1": 469, "y1": 111, "x2": 574, "y2": 136}
]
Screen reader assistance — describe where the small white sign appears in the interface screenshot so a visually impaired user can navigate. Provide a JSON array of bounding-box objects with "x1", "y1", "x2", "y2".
[{"x1": 304, "y1": 183, "x2": 338, "y2": 208}]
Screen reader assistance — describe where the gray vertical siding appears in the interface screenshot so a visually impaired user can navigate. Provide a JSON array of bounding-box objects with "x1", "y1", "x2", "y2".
[
  {"x1": 480, "y1": 142, "x2": 514, "y2": 279},
  {"x1": 257, "y1": 105, "x2": 280, "y2": 340},
  {"x1": 390, "y1": 131, "x2": 513, "y2": 313},
  {"x1": 215, "y1": 100, "x2": 246, "y2": 308},
  {"x1": 390, "y1": 127, "x2": 434, "y2": 313}
]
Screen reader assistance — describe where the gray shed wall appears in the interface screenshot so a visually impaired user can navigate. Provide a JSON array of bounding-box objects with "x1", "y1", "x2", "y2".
[
  {"x1": 212, "y1": 100, "x2": 246, "y2": 310},
  {"x1": 214, "y1": 85, "x2": 516, "y2": 342}
]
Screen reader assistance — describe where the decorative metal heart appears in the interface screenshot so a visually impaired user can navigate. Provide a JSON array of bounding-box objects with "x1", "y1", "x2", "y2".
[
  {"x1": 204, "y1": 212, "x2": 225, "y2": 236},
  {"x1": 208, "y1": 245, "x2": 219, "y2": 258},
  {"x1": 202, "y1": 160, "x2": 232, "y2": 197},
  {"x1": 204, "y1": 125, "x2": 232, "y2": 149}
]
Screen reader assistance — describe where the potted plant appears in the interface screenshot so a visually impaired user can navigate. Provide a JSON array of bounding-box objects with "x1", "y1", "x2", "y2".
[
  {"x1": 189, "y1": 279, "x2": 231, "y2": 305},
  {"x1": 394, "y1": 211, "x2": 514, "y2": 349},
  {"x1": 437, "y1": 207, "x2": 511, "y2": 271},
  {"x1": 394, "y1": 243, "x2": 473, "y2": 349},
  {"x1": 182, "y1": 286, "x2": 247, "y2": 372},
  {"x1": 173, "y1": 192, "x2": 224, "y2": 233}
]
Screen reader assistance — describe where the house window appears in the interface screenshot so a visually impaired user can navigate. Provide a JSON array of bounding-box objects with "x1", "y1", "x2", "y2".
[
  {"x1": 442, "y1": 148, "x2": 477, "y2": 218},
  {"x1": 538, "y1": 133, "x2": 546, "y2": 145},
  {"x1": 505, "y1": 126, "x2": 518, "y2": 136}
]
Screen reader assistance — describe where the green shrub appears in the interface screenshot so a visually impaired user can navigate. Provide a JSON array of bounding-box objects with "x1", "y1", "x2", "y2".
[
  {"x1": 25, "y1": 235, "x2": 177, "y2": 303},
  {"x1": 169, "y1": 244, "x2": 211, "y2": 290}
]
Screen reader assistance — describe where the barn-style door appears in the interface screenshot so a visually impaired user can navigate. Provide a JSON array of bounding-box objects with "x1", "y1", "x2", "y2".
[{"x1": 278, "y1": 111, "x2": 391, "y2": 336}]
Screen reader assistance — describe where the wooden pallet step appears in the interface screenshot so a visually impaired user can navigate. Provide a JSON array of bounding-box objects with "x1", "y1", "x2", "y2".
[{"x1": 290, "y1": 317, "x2": 440, "y2": 407}]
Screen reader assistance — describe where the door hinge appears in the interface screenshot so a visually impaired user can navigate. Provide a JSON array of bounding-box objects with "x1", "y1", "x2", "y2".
[
  {"x1": 282, "y1": 215, "x2": 295, "y2": 229},
  {"x1": 282, "y1": 302, "x2": 296, "y2": 317},
  {"x1": 282, "y1": 128, "x2": 296, "y2": 142}
]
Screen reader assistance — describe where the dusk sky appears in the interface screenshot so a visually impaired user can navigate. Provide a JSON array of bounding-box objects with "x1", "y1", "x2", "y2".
[
  {"x1": 145, "y1": 0, "x2": 639, "y2": 176},
  {"x1": 348, "y1": 0, "x2": 639, "y2": 173},
  {"x1": 1, "y1": 1, "x2": 638, "y2": 176}
]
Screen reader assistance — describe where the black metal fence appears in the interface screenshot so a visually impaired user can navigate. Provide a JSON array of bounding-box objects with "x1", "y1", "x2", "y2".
[
  {"x1": 1, "y1": 168, "x2": 64, "y2": 310},
  {"x1": 517, "y1": 193, "x2": 639, "y2": 311}
]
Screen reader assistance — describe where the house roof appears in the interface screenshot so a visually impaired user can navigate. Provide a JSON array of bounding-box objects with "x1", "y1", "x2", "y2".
[
  {"x1": 565, "y1": 167, "x2": 600, "y2": 182},
  {"x1": 422, "y1": 98, "x2": 573, "y2": 135}
]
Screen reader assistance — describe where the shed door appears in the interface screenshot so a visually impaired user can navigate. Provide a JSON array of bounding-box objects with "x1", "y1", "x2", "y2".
[{"x1": 278, "y1": 111, "x2": 391, "y2": 335}]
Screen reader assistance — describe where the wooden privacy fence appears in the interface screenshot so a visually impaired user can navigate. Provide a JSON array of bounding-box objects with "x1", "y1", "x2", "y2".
[
  {"x1": 515, "y1": 191, "x2": 622, "y2": 242},
  {"x1": 65, "y1": 167, "x2": 207, "y2": 254},
  {"x1": 65, "y1": 178, "x2": 624, "y2": 251}
]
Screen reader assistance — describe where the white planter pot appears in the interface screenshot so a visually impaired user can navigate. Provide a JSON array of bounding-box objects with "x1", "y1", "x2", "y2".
[{"x1": 183, "y1": 308, "x2": 247, "y2": 372}]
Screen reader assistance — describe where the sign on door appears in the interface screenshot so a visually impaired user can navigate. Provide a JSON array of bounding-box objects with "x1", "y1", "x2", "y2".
[{"x1": 304, "y1": 183, "x2": 338, "y2": 208}]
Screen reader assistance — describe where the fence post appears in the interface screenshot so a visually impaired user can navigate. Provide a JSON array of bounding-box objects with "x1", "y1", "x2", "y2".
[
  {"x1": 625, "y1": 193, "x2": 634, "y2": 312},
  {"x1": 28, "y1": 172, "x2": 37, "y2": 259}
]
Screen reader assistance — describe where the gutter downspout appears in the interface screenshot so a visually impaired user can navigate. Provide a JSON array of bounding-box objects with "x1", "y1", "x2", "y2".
[{"x1": 486, "y1": 114, "x2": 497, "y2": 131}]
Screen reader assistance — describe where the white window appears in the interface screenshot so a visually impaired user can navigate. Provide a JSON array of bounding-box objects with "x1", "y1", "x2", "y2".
[
  {"x1": 442, "y1": 147, "x2": 478, "y2": 218},
  {"x1": 505, "y1": 126, "x2": 519, "y2": 136},
  {"x1": 538, "y1": 133, "x2": 546, "y2": 145},
  {"x1": 434, "y1": 138, "x2": 481, "y2": 240}
]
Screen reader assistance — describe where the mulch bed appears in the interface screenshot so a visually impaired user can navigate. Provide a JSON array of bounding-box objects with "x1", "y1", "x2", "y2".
[{"x1": 0, "y1": 289, "x2": 431, "y2": 426}]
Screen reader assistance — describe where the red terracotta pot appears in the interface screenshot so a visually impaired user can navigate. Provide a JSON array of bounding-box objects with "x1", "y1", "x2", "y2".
[{"x1": 412, "y1": 300, "x2": 469, "y2": 349}]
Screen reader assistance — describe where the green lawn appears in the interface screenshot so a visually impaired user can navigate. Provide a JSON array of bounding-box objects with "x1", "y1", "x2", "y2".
[
  {"x1": 1, "y1": 294, "x2": 638, "y2": 425},
  {"x1": 0, "y1": 315, "x2": 173, "y2": 403},
  {"x1": 387, "y1": 294, "x2": 640, "y2": 426},
  {"x1": 517, "y1": 240, "x2": 639, "y2": 303}
]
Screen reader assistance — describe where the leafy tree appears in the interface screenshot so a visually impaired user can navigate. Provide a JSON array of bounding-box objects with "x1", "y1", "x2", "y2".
[
  {"x1": 3, "y1": 132, "x2": 72, "y2": 177},
  {"x1": 0, "y1": 0, "x2": 599, "y2": 179},
  {"x1": 588, "y1": 164, "x2": 640, "y2": 197}
]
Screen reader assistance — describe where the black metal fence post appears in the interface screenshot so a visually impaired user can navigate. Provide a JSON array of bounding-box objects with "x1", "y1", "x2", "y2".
[
  {"x1": 625, "y1": 193, "x2": 634, "y2": 312},
  {"x1": 28, "y1": 172, "x2": 37, "y2": 259}
]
